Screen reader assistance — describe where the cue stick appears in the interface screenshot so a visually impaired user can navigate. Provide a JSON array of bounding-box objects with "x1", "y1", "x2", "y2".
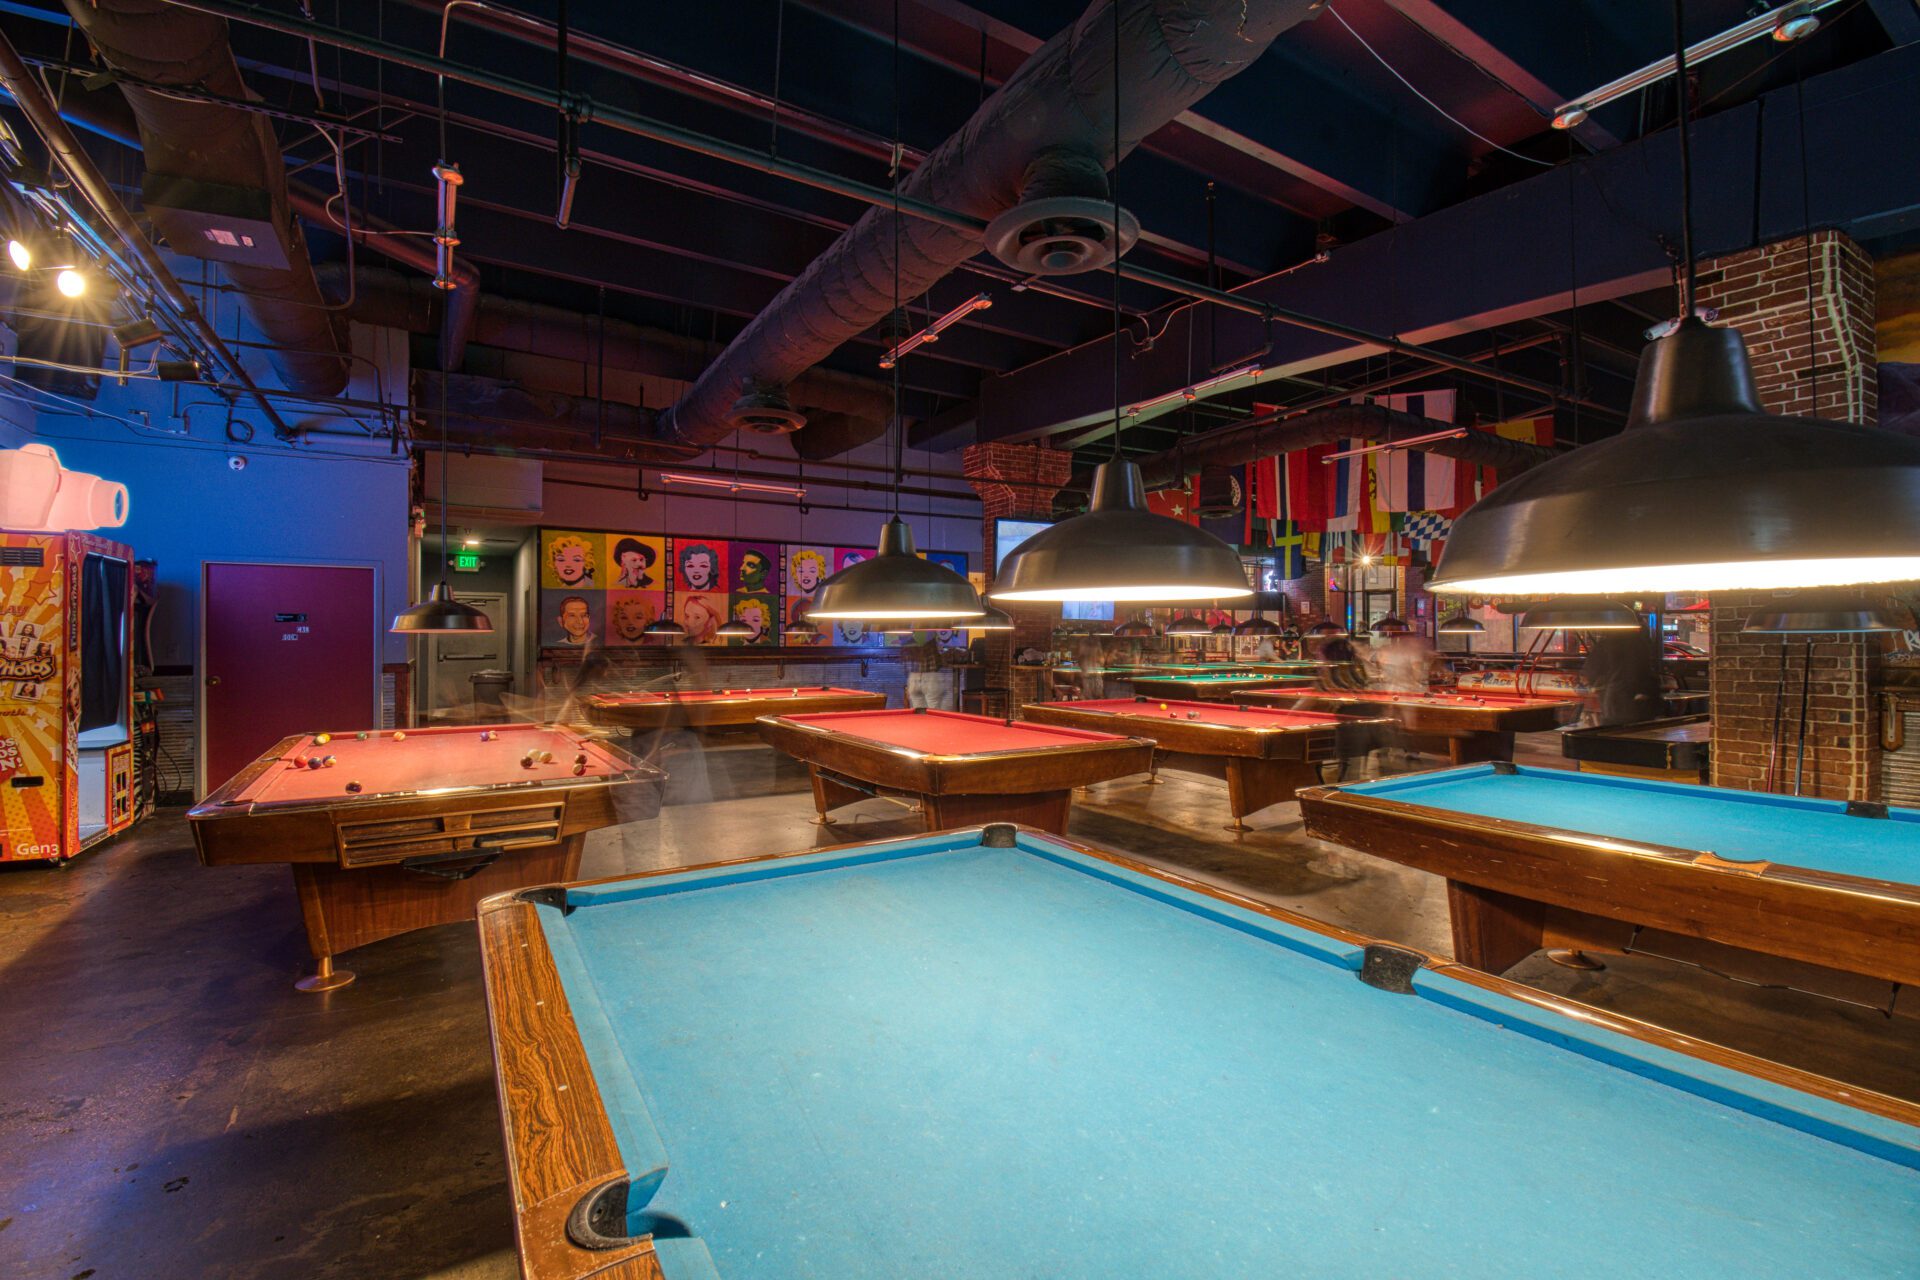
[
  {"x1": 1765, "y1": 641, "x2": 1789, "y2": 792},
  {"x1": 1793, "y1": 638, "x2": 1814, "y2": 796}
]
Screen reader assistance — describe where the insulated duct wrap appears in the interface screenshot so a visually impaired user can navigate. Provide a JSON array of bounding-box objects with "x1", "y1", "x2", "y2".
[{"x1": 660, "y1": 0, "x2": 1320, "y2": 449}]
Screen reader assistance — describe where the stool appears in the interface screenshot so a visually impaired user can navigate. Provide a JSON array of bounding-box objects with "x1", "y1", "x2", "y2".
[{"x1": 961, "y1": 686, "x2": 1008, "y2": 717}]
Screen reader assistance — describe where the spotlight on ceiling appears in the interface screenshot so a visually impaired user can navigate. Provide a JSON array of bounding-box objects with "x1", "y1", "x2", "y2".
[
  {"x1": 55, "y1": 268, "x2": 84, "y2": 298},
  {"x1": 7, "y1": 238, "x2": 29, "y2": 271}
]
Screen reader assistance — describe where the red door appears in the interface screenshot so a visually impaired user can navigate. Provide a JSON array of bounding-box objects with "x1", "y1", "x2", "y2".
[{"x1": 202, "y1": 563, "x2": 377, "y2": 793}]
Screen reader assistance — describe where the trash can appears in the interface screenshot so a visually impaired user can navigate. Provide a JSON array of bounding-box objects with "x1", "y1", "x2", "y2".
[{"x1": 471, "y1": 668, "x2": 514, "y2": 717}]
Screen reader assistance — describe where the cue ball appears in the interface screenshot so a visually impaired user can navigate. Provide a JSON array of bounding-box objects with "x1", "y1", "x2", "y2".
[
  {"x1": 345, "y1": 781, "x2": 362, "y2": 793},
  {"x1": 315, "y1": 733, "x2": 331, "y2": 745}
]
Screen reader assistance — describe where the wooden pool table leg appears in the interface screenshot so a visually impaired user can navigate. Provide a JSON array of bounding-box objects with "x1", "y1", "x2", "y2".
[
  {"x1": 1449, "y1": 732, "x2": 1516, "y2": 765},
  {"x1": 1223, "y1": 758, "x2": 1322, "y2": 833},
  {"x1": 807, "y1": 767, "x2": 867, "y2": 825},
  {"x1": 1445, "y1": 880, "x2": 1548, "y2": 975}
]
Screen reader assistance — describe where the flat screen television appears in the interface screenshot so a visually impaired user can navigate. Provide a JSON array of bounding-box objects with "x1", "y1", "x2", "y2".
[{"x1": 992, "y1": 518, "x2": 1049, "y2": 574}]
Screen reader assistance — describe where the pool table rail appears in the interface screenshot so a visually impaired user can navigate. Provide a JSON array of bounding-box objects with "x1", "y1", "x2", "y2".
[
  {"x1": 1298, "y1": 776, "x2": 1920, "y2": 989},
  {"x1": 476, "y1": 824, "x2": 1920, "y2": 1280}
]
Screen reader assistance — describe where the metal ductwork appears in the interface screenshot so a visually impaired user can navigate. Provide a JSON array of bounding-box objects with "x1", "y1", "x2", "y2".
[
  {"x1": 659, "y1": 0, "x2": 1322, "y2": 449},
  {"x1": 1128, "y1": 402, "x2": 1559, "y2": 493},
  {"x1": 414, "y1": 370, "x2": 681, "y2": 460},
  {"x1": 62, "y1": 0, "x2": 348, "y2": 395},
  {"x1": 327, "y1": 266, "x2": 895, "y2": 456}
]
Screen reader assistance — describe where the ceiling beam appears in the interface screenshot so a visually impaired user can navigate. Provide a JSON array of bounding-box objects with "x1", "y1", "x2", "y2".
[{"x1": 973, "y1": 41, "x2": 1920, "y2": 442}]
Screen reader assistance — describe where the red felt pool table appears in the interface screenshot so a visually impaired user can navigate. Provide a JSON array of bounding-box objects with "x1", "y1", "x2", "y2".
[
  {"x1": 1022, "y1": 698, "x2": 1384, "y2": 830},
  {"x1": 755, "y1": 708, "x2": 1153, "y2": 834},
  {"x1": 189, "y1": 722, "x2": 661, "y2": 990},
  {"x1": 583, "y1": 685, "x2": 884, "y2": 732},
  {"x1": 1235, "y1": 686, "x2": 1583, "y2": 764}
]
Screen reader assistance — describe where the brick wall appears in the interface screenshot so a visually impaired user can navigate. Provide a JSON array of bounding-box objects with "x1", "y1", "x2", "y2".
[
  {"x1": 1698, "y1": 232, "x2": 1881, "y2": 798},
  {"x1": 962, "y1": 443, "x2": 1073, "y2": 712}
]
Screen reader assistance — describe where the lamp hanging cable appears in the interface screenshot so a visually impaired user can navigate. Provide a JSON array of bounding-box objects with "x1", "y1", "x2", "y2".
[{"x1": 1673, "y1": 0, "x2": 1698, "y2": 318}]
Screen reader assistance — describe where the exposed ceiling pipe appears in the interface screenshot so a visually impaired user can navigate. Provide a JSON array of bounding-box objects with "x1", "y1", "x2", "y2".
[
  {"x1": 58, "y1": 0, "x2": 348, "y2": 396},
  {"x1": 0, "y1": 28, "x2": 299, "y2": 439},
  {"x1": 326, "y1": 265, "x2": 893, "y2": 452},
  {"x1": 1123, "y1": 402, "x2": 1558, "y2": 495},
  {"x1": 657, "y1": 0, "x2": 1323, "y2": 447},
  {"x1": 289, "y1": 186, "x2": 478, "y2": 372}
]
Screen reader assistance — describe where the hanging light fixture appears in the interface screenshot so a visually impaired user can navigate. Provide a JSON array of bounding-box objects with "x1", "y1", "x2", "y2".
[
  {"x1": 1306, "y1": 618, "x2": 1348, "y2": 638},
  {"x1": 1235, "y1": 615, "x2": 1282, "y2": 637},
  {"x1": 1436, "y1": 612, "x2": 1486, "y2": 634},
  {"x1": 643, "y1": 616, "x2": 689, "y2": 642},
  {"x1": 1370, "y1": 613, "x2": 1412, "y2": 636},
  {"x1": 1209, "y1": 617, "x2": 1238, "y2": 638},
  {"x1": 1428, "y1": 1, "x2": 1920, "y2": 599},
  {"x1": 1166, "y1": 613, "x2": 1210, "y2": 636},
  {"x1": 715, "y1": 616, "x2": 758, "y2": 639},
  {"x1": 807, "y1": 12, "x2": 983, "y2": 625},
  {"x1": 1518, "y1": 599, "x2": 1643, "y2": 630},
  {"x1": 1743, "y1": 593, "x2": 1905, "y2": 633},
  {"x1": 781, "y1": 619, "x2": 822, "y2": 641},
  {"x1": 1113, "y1": 614, "x2": 1159, "y2": 638},
  {"x1": 970, "y1": 604, "x2": 1015, "y2": 632},
  {"x1": 393, "y1": 50, "x2": 490, "y2": 636},
  {"x1": 989, "y1": 2, "x2": 1251, "y2": 607}
]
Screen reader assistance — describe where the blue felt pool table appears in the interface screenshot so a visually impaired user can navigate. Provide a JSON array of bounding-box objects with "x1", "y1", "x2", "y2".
[
  {"x1": 1299, "y1": 763, "x2": 1920, "y2": 990},
  {"x1": 478, "y1": 823, "x2": 1920, "y2": 1279}
]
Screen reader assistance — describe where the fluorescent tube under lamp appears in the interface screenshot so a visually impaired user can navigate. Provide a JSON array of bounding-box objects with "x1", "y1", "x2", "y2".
[{"x1": 659, "y1": 473, "x2": 807, "y2": 499}]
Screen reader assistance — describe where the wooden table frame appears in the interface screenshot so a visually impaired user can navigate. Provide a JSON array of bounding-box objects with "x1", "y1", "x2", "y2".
[
  {"x1": 190, "y1": 727, "x2": 661, "y2": 991},
  {"x1": 1560, "y1": 713, "x2": 1711, "y2": 783},
  {"x1": 476, "y1": 824, "x2": 1920, "y2": 1280},
  {"x1": 754, "y1": 710, "x2": 1152, "y2": 834},
  {"x1": 583, "y1": 686, "x2": 883, "y2": 733},
  {"x1": 1021, "y1": 700, "x2": 1384, "y2": 830},
  {"x1": 1298, "y1": 771, "x2": 1920, "y2": 992},
  {"x1": 1237, "y1": 687, "x2": 1582, "y2": 764}
]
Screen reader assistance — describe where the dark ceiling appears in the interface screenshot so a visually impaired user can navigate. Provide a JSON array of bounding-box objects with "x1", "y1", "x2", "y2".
[{"x1": 1, "y1": 0, "x2": 1910, "y2": 468}]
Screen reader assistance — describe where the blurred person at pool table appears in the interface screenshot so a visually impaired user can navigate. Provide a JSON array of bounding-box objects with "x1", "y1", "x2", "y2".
[
  {"x1": 1583, "y1": 627, "x2": 1665, "y2": 727},
  {"x1": 1069, "y1": 635, "x2": 1108, "y2": 700},
  {"x1": 1312, "y1": 632, "x2": 1369, "y2": 691},
  {"x1": 1375, "y1": 630, "x2": 1435, "y2": 693}
]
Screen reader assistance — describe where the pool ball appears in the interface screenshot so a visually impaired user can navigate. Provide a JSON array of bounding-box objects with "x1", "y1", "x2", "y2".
[
  {"x1": 306, "y1": 757, "x2": 323, "y2": 770},
  {"x1": 572, "y1": 762, "x2": 586, "y2": 776},
  {"x1": 392, "y1": 731, "x2": 406, "y2": 741},
  {"x1": 345, "y1": 781, "x2": 362, "y2": 793},
  {"x1": 521, "y1": 755, "x2": 536, "y2": 769},
  {"x1": 322, "y1": 755, "x2": 337, "y2": 767},
  {"x1": 315, "y1": 733, "x2": 331, "y2": 745},
  {"x1": 356, "y1": 732, "x2": 369, "y2": 740}
]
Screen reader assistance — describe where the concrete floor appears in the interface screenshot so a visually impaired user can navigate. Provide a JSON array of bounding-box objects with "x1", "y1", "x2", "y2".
[{"x1": 4, "y1": 736, "x2": 1918, "y2": 1279}]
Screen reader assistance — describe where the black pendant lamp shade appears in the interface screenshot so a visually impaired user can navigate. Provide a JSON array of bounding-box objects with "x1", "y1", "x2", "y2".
[
  {"x1": 1306, "y1": 618, "x2": 1348, "y2": 638},
  {"x1": 992, "y1": 460, "x2": 1253, "y2": 603},
  {"x1": 781, "y1": 620, "x2": 822, "y2": 641},
  {"x1": 643, "y1": 617, "x2": 689, "y2": 642},
  {"x1": 1234, "y1": 616, "x2": 1282, "y2": 637},
  {"x1": 1428, "y1": 321, "x2": 1920, "y2": 596},
  {"x1": 1209, "y1": 619, "x2": 1238, "y2": 637},
  {"x1": 715, "y1": 618, "x2": 758, "y2": 638},
  {"x1": 1518, "y1": 599, "x2": 1643, "y2": 631},
  {"x1": 807, "y1": 518, "x2": 984, "y2": 622},
  {"x1": 392, "y1": 581, "x2": 493, "y2": 634},
  {"x1": 1113, "y1": 615, "x2": 1158, "y2": 638},
  {"x1": 1370, "y1": 614, "x2": 1412, "y2": 636},
  {"x1": 1436, "y1": 613, "x2": 1485, "y2": 634},
  {"x1": 1744, "y1": 593, "x2": 1905, "y2": 634},
  {"x1": 1165, "y1": 613, "x2": 1211, "y2": 635}
]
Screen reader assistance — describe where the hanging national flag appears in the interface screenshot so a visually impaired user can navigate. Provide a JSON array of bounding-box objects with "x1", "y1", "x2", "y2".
[
  {"x1": 1270, "y1": 520, "x2": 1307, "y2": 581},
  {"x1": 1402, "y1": 510, "x2": 1453, "y2": 545},
  {"x1": 1145, "y1": 477, "x2": 1199, "y2": 525},
  {"x1": 1325, "y1": 441, "x2": 1358, "y2": 532},
  {"x1": 1198, "y1": 465, "x2": 1248, "y2": 548}
]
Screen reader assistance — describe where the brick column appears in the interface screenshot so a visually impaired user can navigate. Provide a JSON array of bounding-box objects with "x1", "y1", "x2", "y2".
[
  {"x1": 963, "y1": 442, "x2": 1073, "y2": 715},
  {"x1": 1697, "y1": 232, "x2": 1881, "y2": 799}
]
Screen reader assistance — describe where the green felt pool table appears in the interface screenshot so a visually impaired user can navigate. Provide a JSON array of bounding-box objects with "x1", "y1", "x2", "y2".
[
  {"x1": 1300, "y1": 763, "x2": 1920, "y2": 993},
  {"x1": 479, "y1": 823, "x2": 1920, "y2": 1279}
]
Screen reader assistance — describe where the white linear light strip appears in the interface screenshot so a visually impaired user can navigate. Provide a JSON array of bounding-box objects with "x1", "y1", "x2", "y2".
[
  {"x1": 658, "y1": 472, "x2": 806, "y2": 498},
  {"x1": 1551, "y1": 0, "x2": 1840, "y2": 128}
]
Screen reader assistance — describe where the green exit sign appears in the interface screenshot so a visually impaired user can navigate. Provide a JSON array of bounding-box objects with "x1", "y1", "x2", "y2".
[{"x1": 452, "y1": 552, "x2": 482, "y2": 572}]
